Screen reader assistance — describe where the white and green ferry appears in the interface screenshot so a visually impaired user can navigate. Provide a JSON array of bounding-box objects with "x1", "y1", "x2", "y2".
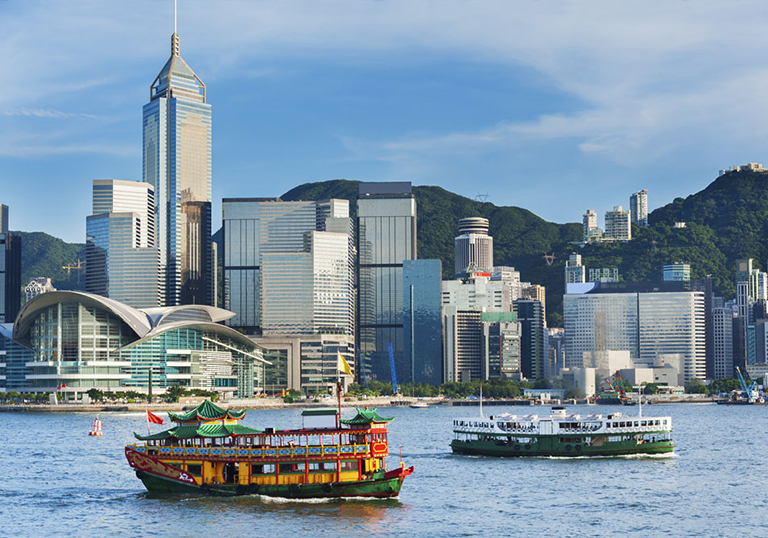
[{"x1": 451, "y1": 406, "x2": 674, "y2": 457}]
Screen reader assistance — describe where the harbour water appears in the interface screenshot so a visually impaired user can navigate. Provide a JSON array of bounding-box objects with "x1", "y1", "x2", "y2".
[{"x1": 1, "y1": 403, "x2": 766, "y2": 537}]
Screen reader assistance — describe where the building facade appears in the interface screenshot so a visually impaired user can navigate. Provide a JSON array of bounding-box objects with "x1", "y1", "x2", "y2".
[
  {"x1": 563, "y1": 281, "x2": 705, "y2": 382},
  {"x1": 565, "y1": 253, "x2": 585, "y2": 285},
  {"x1": 514, "y1": 299, "x2": 546, "y2": 381},
  {"x1": 86, "y1": 180, "x2": 160, "y2": 308},
  {"x1": 357, "y1": 182, "x2": 417, "y2": 384},
  {"x1": 403, "y1": 259, "x2": 443, "y2": 385},
  {"x1": 454, "y1": 217, "x2": 493, "y2": 276},
  {"x1": 24, "y1": 278, "x2": 56, "y2": 304},
  {"x1": 143, "y1": 32, "x2": 212, "y2": 306},
  {"x1": 583, "y1": 209, "x2": 601, "y2": 242},
  {"x1": 663, "y1": 263, "x2": 691, "y2": 282},
  {"x1": 604, "y1": 206, "x2": 631, "y2": 241},
  {"x1": 8, "y1": 291, "x2": 265, "y2": 399},
  {"x1": 630, "y1": 189, "x2": 648, "y2": 227},
  {"x1": 0, "y1": 229, "x2": 21, "y2": 324}
]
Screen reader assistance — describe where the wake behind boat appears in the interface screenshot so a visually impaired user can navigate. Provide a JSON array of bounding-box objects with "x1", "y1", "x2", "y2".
[
  {"x1": 125, "y1": 400, "x2": 413, "y2": 498},
  {"x1": 450, "y1": 406, "x2": 674, "y2": 457}
]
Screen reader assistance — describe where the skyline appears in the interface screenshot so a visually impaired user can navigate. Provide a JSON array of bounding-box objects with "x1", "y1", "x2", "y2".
[{"x1": 3, "y1": 1, "x2": 768, "y2": 243}]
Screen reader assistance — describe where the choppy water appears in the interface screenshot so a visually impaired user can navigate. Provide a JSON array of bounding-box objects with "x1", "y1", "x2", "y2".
[{"x1": 1, "y1": 403, "x2": 766, "y2": 537}]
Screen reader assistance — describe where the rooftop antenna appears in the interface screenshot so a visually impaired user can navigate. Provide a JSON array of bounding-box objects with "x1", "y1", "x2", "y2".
[{"x1": 174, "y1": 0, "x2": 177, "y2": 34}]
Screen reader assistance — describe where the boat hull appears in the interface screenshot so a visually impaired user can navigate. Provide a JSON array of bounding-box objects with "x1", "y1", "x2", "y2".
[
  {"x1": 450, "y1": 438, "x2": 674, "y2": 457},
  {"x1": 127, "y1": 448, "x2": 413, "y2": 498}
]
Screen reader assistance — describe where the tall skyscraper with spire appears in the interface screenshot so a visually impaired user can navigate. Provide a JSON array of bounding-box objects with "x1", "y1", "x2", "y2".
[{"x1": 143, "y1": 28, "x2": 212, "y2": 306}]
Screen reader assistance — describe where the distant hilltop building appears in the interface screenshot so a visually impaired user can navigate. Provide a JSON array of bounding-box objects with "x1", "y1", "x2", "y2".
[
  {"x1": 24, "y1": 278, "x2": 56, "y2": 304},
  {"x1": 582, "y1": 209, "x2": 602, "y2": 243},
  {"x1": 604, "y1": 206, "x2": 631, "y2": 241},
  {"x1": 565, "y1": 253, "x2": 585, "y2": 285},
  {"x1": 630, "y1": 190, "x2": 648, "y2": 228},
  {"x1": 719, "y1": 163, "x2": 767, "y2": 176},
  {"x1": 454, "y1": 217, "x2": 493, "y2": 276}
]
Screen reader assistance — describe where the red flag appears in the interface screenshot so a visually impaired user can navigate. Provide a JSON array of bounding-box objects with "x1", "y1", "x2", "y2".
[{"x1": 147, "y1": 410, "x2": 164, "y2": 425}]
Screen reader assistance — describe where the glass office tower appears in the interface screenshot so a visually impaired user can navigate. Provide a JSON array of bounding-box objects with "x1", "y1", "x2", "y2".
[
  {"x1": 0, "y1": 204, "x2": 21, "y2": 324},
  {"x1": 403, "y1": 259, "x2": 442, "y2": 385},
  {"x1": 143, "y1": 32, "x2": 212, "y2": 306},
  {"x1": 85, "y1": 180, "x2": 159, "y2": 309},
  {"x1": 357, "y1": 182, "x2": 417, "y2": 383}
]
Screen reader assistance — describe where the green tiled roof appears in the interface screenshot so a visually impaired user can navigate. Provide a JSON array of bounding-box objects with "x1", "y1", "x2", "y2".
[
  {"x1": 341, "y1": 408, "x2": 394, "y2": 425},
  {"x1": 134, "y1": 423, "x2": 261, "y2": 441},
  {"x1": 167, "y1": 400, "x2": 247, "y2": 422}
]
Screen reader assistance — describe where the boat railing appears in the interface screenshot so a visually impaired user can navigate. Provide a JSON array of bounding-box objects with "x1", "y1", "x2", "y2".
[{"x1": 128, "y1": 442, "x2": 372, "y2": 459}]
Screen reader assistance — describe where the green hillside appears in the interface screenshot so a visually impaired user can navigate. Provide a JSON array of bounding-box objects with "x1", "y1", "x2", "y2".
[{"x1": 15, "y1": 231, "x2": 87, "y2": 292}]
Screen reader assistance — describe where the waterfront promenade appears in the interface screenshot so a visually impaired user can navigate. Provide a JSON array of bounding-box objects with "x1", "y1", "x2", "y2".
[{"x1": 0, "y1": 393, "x2": 723, "y2": 413}]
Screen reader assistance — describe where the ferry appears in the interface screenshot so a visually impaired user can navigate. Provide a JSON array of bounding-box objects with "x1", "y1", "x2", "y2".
[
  {"x1": 126, "y1": 400, "x2": 413, "y2": 498},
  {"x1": 451, "y1": 406, "x2": 674, "y2": 457}
]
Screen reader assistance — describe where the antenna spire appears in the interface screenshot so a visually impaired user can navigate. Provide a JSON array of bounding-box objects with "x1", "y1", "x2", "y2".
[{"x1": 174, "y1": 0, "x2": 177, "y2": 34}]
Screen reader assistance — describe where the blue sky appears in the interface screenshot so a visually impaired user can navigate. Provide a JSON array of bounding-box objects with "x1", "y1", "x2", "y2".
[{"x1": 3, "y1": 0, "x2": 768, "y2": 243}]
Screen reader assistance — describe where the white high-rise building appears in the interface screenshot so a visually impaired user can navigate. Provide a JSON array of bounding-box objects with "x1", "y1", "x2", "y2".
[
  {"x1": 582, "y1": 209, "x2": 601, "y2": 242},
  {"x1": 630, "y1": 189, "x2": 648, "y2": 227},
  {"x1": 604, "y1": 206, "x2": 632, "y2": 241},
  {"x1": 454, "y1": 217, "x2": 493, "y2": 276},
  {"x1": 85, "y1": 180, "x2": 160, "y2": 308},
  {"x1": 564, "y1": 282, "x2": 705, "y2": 382}
]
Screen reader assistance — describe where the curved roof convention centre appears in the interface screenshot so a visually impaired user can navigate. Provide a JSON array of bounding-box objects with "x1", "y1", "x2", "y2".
[{"x1": 13, "y1": 291, "x2": 240, "y2": 349}]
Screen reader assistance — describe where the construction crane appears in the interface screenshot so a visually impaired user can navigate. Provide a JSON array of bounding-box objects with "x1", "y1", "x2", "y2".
[
  {"x1": 62, "y1": 259, "x2": 87, "y2": 284},
  {"x1": 735, "y1": 367, "x2": 760, "y2": 403}
]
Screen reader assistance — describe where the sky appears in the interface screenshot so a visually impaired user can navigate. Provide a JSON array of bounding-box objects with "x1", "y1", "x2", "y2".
[{"x1": 2, "y1": 0, "x2": 768, "y2": 243}]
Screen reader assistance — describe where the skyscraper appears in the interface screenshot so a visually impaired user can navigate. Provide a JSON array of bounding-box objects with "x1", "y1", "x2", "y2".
[
  {"x1": 222, "y1": 198, "x2": 353, "y2": 335},
  {"x1": 0, "y1": 204, "x2": 21, "y2": 324},
  {"x1": 454, "y1": 217, "x2": 493, "y2": 276},
  {"x1": 514, "y1": 299, "x2": 546, "y2": 381},
  {"x1": 630, "y1": 189, "x2": 648, "y2": 227},
  {"x1": 85, "y1": 180, "x2": 160, "y2": 308},
  {"x1": 143, "y1": 31, "x2": 212, "y2": 306},
  {"x1": 357, "y1": 182, "x2": 417, "y2": 383},
  {"x1": 403, "y1": 259, "x2": 443, "y2": 385}
]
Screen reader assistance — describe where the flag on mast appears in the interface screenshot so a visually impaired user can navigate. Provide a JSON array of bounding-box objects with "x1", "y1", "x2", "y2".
[
  {"x1": 147, "y1": 410, "x2": 164, "y2": 425},
  {"x1": 337, "y1": 351, "x2": 353, "y2": 377}
]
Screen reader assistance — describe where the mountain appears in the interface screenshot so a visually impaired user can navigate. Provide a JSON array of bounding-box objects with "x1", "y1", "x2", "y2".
[{"x1": 15, "y1": 231, "x2": 87, "y2": 292}]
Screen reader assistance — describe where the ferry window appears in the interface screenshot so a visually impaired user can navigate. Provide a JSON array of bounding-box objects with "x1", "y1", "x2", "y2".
[
  {"x1": 279, "y1": 462, "x2": 300, "y2": 473},
  {"x1": 308, "y1": 463, "x2": 321, "y2": 471},
  {"x1": 340, "y1": 460, "x2": 359, "y2": 472},
  {"x1": 187, "y1": 464, "x2": 202, "y2": 476},
  {"x1": 322, "y1": 462, "x2": 337, "y2": 471},
  {"x1": 641, "y1": 421, "x2": 647, "y2": 427},
  {"x1": 263, "y1": 464, "x2": 275, "y2": 474},
  {"x1": 251, "y1": 465, "x2": 264, "y2": 475}
]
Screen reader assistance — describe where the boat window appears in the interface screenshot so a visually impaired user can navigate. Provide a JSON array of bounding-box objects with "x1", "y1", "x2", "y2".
[
  {"x1": 279, "y1": 462, "x2": 301, "y2": 473},
  {"x1": 322, "y1": 462, "x2": 337, "y2": 471},
  {"x1": 187, "y1": 464, "x2": 202, "y2": 476},
  {"x1": 263, "y1": 464, "x2": 275, "y2": 474},
  {"x1": 641, "y1": 421, "x2": 647, "y2": 426},
  {"x1": 340, "y1": 460, "x2": 359, "y2": 472},
  {"x1": 308, "y1": 463, "x2": 321, "y2": 471},
  {"x1": 251, "y1": 464, "x2": 265, "y2": 475}
]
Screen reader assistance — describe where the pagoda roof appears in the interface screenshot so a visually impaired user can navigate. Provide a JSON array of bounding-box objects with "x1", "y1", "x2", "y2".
[
  {"x1": 167, "y1": 400, "x2": 247, "y2": 422},
  {"x1": 134, "y1": 423, "x2": 260, "y2": 441},
  {"x1": 341, "y1": 408, "x2": 394, "y2": 426}
]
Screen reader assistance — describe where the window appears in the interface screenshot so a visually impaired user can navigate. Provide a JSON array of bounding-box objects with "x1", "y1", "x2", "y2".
[
  {"x1": 340, "y1": 460, "x2": 359, "y2": 472},
  {"x1": 187, "y1": 464, "x2": 202, "y2": 476}
]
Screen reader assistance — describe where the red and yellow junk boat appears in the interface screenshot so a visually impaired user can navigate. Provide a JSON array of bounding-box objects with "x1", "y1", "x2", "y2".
[{"x1": 125, "y1": 400, "x2": 413, "y2": 498}]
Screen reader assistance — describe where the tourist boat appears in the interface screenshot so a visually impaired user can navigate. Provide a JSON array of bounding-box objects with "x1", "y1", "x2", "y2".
[
  {"x1": 409, "y1": 401, "x2": 429, "y2": 409},
  {"x1": 125, "y1": 400, "x2": 413, "y2": 498},
  {"x1": 450, "y1": 406, "x2": 674, "y2": 457},
  {"x1": 88, "y1": 416, "x2": 103, "y2": 437}
]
